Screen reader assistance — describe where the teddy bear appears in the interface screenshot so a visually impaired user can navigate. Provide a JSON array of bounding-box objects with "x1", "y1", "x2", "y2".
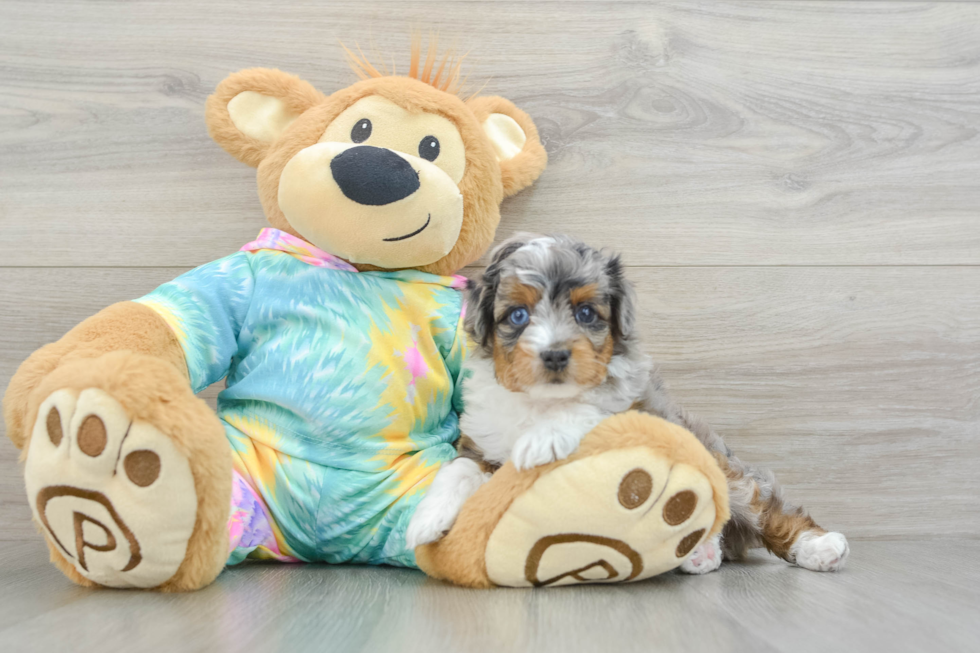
[{"x1": 2, "y1": 43, "x2": 729, "y2": 590}]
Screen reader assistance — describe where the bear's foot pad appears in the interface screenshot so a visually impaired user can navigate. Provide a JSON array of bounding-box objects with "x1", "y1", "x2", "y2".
[
  {"x1": 26, "y1": 388, "x2": 198, "y2": 588},
  {"x1": 485, "y1": 447, "x2": 717, "y2": 587}
]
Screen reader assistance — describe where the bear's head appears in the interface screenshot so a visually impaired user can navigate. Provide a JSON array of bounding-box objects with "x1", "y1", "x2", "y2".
[{"x1": 205, "y1": 47, "x2": 547, "y2": 276}]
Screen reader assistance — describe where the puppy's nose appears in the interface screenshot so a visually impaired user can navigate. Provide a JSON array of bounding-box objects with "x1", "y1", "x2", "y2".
[
  {"x1": 541, "y1": 349, "x2": 571, "y2": 372},
  {"x1": 330, "y1": 146, "x2": 420, "y2": 206}
]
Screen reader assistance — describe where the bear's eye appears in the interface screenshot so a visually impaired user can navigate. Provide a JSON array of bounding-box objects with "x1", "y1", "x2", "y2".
[
  {"x1": 351, "y1": 119, "x2": 372, "y2": 143},
  {"x1": 419, "y1": 135, "x2": 440, "y2": 161}
]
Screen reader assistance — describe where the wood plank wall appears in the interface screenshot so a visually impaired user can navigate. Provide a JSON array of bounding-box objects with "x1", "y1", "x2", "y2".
[{"x1": 1, "y1": 1, "x2": 978, "y2": 541}]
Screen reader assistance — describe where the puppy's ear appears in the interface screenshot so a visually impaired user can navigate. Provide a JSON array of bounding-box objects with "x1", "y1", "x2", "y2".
[
  {"x1": 466, "y1": 96, "x2": 548, "y2": 197},
  {"x1": 468, "y1": 237, "x2": 528, "y2": 348},
  {"x1": 605, "y1": 254, "x2": 637, "y2": 341},
  {"x1": 206, "y1": 68, "x2": 326, "y2": 167}
]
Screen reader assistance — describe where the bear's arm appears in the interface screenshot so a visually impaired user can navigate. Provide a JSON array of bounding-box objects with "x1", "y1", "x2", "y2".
[{"x1": 132, "y1": 252, "x2": 256, "y2": 394}]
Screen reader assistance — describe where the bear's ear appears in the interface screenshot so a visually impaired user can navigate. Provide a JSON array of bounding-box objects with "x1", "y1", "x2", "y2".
[
  {"x1": 466, "y1": 96, "x2": 548, "y2": 197},
  {"x1": 205, "y1": 68, "x2": 326, "y2": 167}
]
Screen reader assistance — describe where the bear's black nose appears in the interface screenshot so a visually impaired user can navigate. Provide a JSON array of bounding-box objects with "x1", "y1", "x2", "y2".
[{"x1": 330, "y1": 146, "x2": 420, "y2": 206}]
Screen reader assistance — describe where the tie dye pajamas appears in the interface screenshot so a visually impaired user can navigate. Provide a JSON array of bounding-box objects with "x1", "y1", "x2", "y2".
[{"x1": 135, "y1": 229, "x2": 468, "y2": 568}]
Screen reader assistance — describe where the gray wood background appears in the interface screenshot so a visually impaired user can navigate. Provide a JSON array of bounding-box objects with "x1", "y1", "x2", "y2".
[{"x1": 1, "y1": 0, "x2": 978, "y2": 549}]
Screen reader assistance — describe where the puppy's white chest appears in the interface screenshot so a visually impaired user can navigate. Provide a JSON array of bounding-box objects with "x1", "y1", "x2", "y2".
[
  {"x1": 459, "y1": 355, "x2": 609, "y2": 465},
  {"x1": 459, "y1": 373, "x2": 540, "y2": 463}
]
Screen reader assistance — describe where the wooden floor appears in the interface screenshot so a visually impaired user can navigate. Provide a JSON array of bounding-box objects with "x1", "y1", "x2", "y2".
[
  {"x1": 1, "y1": 1, "x2": 979, "y2": 650},
  {"x1": 0, "y1": 538, "x2": 977, "y2": 653}
]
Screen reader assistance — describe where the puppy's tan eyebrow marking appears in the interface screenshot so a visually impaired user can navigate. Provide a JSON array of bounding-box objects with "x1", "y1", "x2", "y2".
[
  {"x1": 570, "y1": 283, "x2": 599, "y2": 305},
  {"x1": 503, "y1": 280, "x2": 542, "y2": 308}
]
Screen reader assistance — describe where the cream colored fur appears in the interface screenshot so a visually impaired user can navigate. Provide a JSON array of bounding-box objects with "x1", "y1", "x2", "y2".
[
  {"x1": 21, "y1": 341, "x2": 231, "y2": 592},
  {"x1": 208, "y1": 71, "x2": 547, "y2": 276},
  {"x1": 416, "y1": 411, "x2": 730, "y2": 588}
]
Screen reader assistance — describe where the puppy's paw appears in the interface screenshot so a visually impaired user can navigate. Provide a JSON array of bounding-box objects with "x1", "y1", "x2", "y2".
[
  {"x1": 406, "y1": 502, "x2": 456, "y2": 549},
  {"x1": 406, "y1": 458, "x2": 489, "y2": 550},
  {"x1": 793, "y1": 531, "x2": 849, "y2": 571},
  {"x1": 678, "y1": 534, "x2": 723, "y2": 575},
  {"x1": 511, "y1": 429, "x2": 584, "y2": 471}
]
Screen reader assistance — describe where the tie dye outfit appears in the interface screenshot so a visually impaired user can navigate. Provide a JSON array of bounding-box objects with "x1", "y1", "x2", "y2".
[{"x1": 135, "y1": 229, "x2": 468, "y2": 568}]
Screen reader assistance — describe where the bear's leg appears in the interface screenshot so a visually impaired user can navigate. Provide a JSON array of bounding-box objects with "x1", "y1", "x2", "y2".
[
  {"x1": 416, "y1": 412, "x2": 731, "y2": 588},
  {"x1": 22, "y1": 352, "x2": 231, "y2": 591}
]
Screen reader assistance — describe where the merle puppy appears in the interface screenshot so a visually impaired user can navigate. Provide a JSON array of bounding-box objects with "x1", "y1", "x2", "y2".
[{"x1": 406, "y1": 234, "x2": 848, "y2": 574}]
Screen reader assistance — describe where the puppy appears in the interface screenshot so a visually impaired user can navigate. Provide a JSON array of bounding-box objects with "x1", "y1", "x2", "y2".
[{"x1": 406, "y1": 235, "x2": 849, "y2": 575}]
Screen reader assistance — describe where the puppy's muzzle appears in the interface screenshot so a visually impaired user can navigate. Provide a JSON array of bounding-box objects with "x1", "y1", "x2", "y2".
[
  {"x1": 330, "y1": 146, "x2": 420, "y2": 206},
  {"x1": 541, "y1": 349, "x2": 571, "y2": 372}
]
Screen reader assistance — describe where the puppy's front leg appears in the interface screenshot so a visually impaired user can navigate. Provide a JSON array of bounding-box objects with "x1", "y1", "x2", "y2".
[
  {"x1": 511, "y1": 410, "x2": 606, "y2": 471},
  {"x1": 405, "y1": 458, "x2": 491, "y2": 549}
]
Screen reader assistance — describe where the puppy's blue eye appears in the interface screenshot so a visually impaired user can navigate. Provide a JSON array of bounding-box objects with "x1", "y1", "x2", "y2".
[
  {"x1": 508, "y1": 307, "x2": 530, "y2": 327},
  {"x1": 575, "y1": 304, "x2": 597, "y2": 324}
]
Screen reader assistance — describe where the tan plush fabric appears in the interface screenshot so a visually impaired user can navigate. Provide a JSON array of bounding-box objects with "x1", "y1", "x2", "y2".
[
  {"x1": 26, "y1": 353, "x2": 232, "y2": 592},
  {"x1": 4, "y1": 58, "x2": 551, "y2": 592},
  {"x1": 482, "y1": 113, "x2": 527, "y2": 162},
  {"x1": 416, "y1": 412, "x2": 729, "y2": 588},
  {"x1": 251, "y1": 75, "x2": 509, "y2": 276},
  {"x1": 205, "y1": 68, "x2": 545, "y2": 276},
  {"x1": 466, "y1": 96, "x2": 548, "y2": 198},
  {"x1": 27, "y1": 388, "x2": 200, "y2": 588},
  {"x1": 205, "y1": 68, "x2": 326, "y2": 167},
  {"x1": 277, "y1": 137, "x2": 464, "y2": 268},
  {"x1": 227, "y1": 91, "x2": 300, "y2": 145},
  {"x1": 485, "y1": 450, "x2": 718, "y2": 587},
  {"x1": 4, "y1": 304, "x2": 230, "y2": 592},
  {"x1": 4, "y1": 302, "x2": 188, "y2": 450},
  {"x1": 319, "y1": 95, "x2": 468, "y2": 183}
]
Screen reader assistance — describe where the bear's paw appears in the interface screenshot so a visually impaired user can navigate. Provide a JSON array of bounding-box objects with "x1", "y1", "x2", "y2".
[{"x1": 25, "y1": 388, "x2": 199, "y2": 588}]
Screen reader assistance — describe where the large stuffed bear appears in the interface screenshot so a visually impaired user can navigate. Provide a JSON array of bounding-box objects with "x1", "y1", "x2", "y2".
[{"x1": 3, "y1": 45, "x2": 729, "y2": 590}]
